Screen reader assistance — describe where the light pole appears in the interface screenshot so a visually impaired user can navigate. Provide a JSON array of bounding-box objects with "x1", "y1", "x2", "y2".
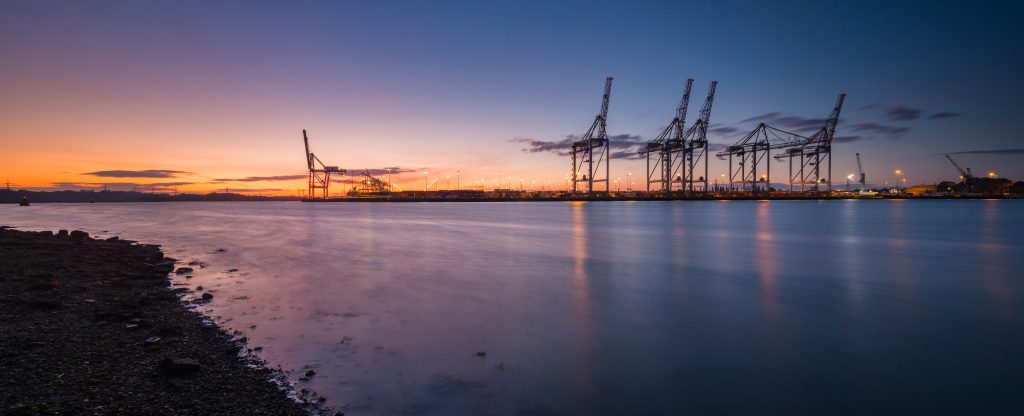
[
  {"x1": 847, "y1": 174, "x2": 855, "y2": 191},
  {"x1": 894, "y1": 169, "x2": 903, "y2": 191},
  {"x1": 627, "y1": 172, "x2": 632, "y2": 191},
  {"x1": 387, "y1": 168, "x2": 393, "y2": 192},
  {"x1": 424, "y1": 171, "x2": 429, "y2": 192},
  {"x1": 457, "y1": 171, "x2": 460, "y2": 190},
  {"x1": 446, "y1": 175, "x2": 450, "y2": 191}
]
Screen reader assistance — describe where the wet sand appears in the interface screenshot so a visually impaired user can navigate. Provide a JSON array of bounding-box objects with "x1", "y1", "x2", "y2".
[{"x1": 0, "y1": 227, "x2": 329, "y2": 415}]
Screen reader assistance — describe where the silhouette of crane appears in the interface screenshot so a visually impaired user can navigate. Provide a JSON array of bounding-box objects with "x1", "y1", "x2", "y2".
[{"x1": 303, "y1": 129, "x2": 345, "y2": 199}]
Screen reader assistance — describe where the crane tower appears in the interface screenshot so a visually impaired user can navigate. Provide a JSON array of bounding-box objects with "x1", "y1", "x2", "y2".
[{"x1": 572, "y1": 77, "x2": 613, "y2": 193}]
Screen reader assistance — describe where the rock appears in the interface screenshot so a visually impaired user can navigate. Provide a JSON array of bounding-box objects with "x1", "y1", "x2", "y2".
[
  {"x1": 304, "y1": 369, "x2": 316, "y2": 377},
  {"x1": 27, "y1": 299, "x2": 62, "y2": 310},
  {"x1": 215, "y1": 248, "x2": 226, "y2": 252},
  {"x1": 201, "y1": 293, "x2": 214, "y2": 301},
  {"x1": 69, "y1": 230, "x2": 89, "y2": 241},
  {"x1": 106, "y1": 236, "x2": 120, "y2": 241},
  {"x1": 144, "y1": 336, "x2": 161, "y2": 345},
  {"x1": 174, "y1": 267, "x2": 194, "y2": 274},
  {"x1": 195, "y1": 286, "x2": 204, "y2": 291},
  {"x1": 474, "y1": 351, "x2": 486, "y2": 358},
  {"x1": 57, "y1": 229, "x2": 69, "y2": 237},
  {"x1": 159, "y1": 357, "x2": 201, "y2": 376},
  {"x1": 227, "y1": 268, "x2": 239, "y2": 273},
  {"x1": 25, "y1": 281, "x2": 58, "y2": 291}
]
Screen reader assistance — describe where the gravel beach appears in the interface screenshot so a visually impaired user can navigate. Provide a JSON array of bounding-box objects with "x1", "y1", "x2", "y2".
[{"x1": 0, "y1": 226, "x2": 324, "y2": 415}]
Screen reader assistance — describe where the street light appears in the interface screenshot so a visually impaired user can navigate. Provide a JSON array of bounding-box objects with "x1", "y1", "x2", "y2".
[
  {"x1": 988, "y1": 171, "x2": 997, "y2": 178},
  {"x1": 894, "y1": 169, "x2": 903, "y2": 191},
  {"x1": 424, "y1": 171, "x2": 429, "y2": 192},
  {"x1": 627, "y1": 172, "x2": 632, "y2": 191},
  {"x1": 446, "y1": 175, "x2": 450, "y2": 191},
  {"x1": 847, "y1": 173, "x2": 855, "y2": 191}
]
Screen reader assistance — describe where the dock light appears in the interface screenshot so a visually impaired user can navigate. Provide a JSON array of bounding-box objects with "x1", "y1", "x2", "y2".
[{"x1": 988, "y1": 171, "x2": 997, "y2": 178}]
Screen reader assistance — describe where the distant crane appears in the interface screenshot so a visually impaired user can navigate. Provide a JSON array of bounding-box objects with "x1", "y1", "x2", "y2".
[
  {"x1": 854, "y1": 153, "x2": 877, "y2": 195},
  {"x1": 856, "y1": 153, "x2": 866, "y2": 191},
  {"x1": 303, "y1": 129, "x2": 345, "y2": 199},
  {"x1": 944, "y1": 154, "x2": 974, "y2": 193}
]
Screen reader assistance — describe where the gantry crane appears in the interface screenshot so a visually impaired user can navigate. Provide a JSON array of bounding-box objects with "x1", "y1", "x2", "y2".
[
  {"x1": 641, "y1": 78, "x2": 693, "y2": 192},
  {"x1": 303, "y1": 129, "x2": 345, "y2": 199},
  {"x1": 680, "y1": 81, "x2": 717, "y2": 192},
  {"x1": 572, "y1": 77, "x2": 613, "y2": 193}
]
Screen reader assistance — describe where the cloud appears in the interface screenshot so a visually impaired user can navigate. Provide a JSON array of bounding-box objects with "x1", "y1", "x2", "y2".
[
  {"x1": 82, "y1": 169, "x2": 188, "y2": 178},
  {"x1": 513, "y1": 134, "x2": 648, "y2": 158},
  {"x1": 948, "y1": 148, "x2": 1024, "y2": 155},
  {"x1": 739, "y1": 112, "x2": 825, "y2": 133},
  {"x1": 848, "y1": 122, "x2": 910, "y2": 139},
  {"x1": 211, "y1": 175, "x2": 306, "y2": 182},
  {"x1": 833, "y1": 135, "x2": 864, "y2": 143},
  {"x1": 349, "y1": 167, "x2": 418, "y2": 176},
  {"x1": 709, "y1": 126, "x2": 741, "y2": 136},
  {"x1": 885, "y1": 106, "x2": 923, "y2": 121},
  {"x1": 928, "y1": 112, "x2": 963, "y2": 119}
]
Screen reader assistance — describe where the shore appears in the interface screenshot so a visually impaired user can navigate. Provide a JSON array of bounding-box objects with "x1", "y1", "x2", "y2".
[{"x1": 0, "y1": 227, "x2": 327, "y2": 415}]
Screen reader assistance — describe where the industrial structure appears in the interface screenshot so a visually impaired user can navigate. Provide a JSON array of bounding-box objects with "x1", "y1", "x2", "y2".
[
  {"x1": 680, "y1": 81, "x2": 717, "y2": 192},
  {"x1": 638, "y1": 80, "x2": 717, "y2": 193},
  {"x1": 641, "y1": 79, "x2": 692, "y2": 192},
  {"x1": 571, "y1": 77, "x2": 613, "y2": 193},
  {"x1": 303, "y1": 129, "x2": 345, "y2": 199},
  {"x1": 346, "y1": 170, "x2": 392, "y2": 196},
  {"x1": 716, "y1": 93, "x2": 846, "y2": 192},
  {"x1": 945, "y1": 154, "x2": 974, "y2": 192}
]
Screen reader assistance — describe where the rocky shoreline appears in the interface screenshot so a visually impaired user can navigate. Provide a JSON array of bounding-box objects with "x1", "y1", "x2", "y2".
[{"x1": 0, "y1": 227, "x2": 330, "y2": 415}]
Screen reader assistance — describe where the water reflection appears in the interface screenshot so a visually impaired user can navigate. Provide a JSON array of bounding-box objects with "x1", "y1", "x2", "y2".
[
  {"x1": 3, "y1": 200, "x2": 1022, "y2": 414},
  {"x1": 569, "y1": 201, "x2": 595, "y2": 395},
  {"x1": 754, "y1": 201, "x2": 779, "y2": 318}
]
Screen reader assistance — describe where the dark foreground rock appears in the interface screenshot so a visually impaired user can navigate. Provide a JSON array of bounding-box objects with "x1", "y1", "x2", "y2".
[{"x1": 0, "y1": 228, "x2": 318, "y2": 415}]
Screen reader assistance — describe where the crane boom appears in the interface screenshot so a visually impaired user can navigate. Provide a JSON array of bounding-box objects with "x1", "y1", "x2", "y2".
[
  {"x1": 303, "y1": 129, "x2": 313, "y2": 170},
  {"x1": 675, "y1": 79, "x2": 694, "y2": 135},
  {"x1": 945, "y1": 154, "x2": 971, "y2": 179}
]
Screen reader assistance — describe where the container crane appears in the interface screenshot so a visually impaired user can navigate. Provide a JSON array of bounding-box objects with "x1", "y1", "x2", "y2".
[
  {"x1": 303, "y1": 129, "x2": 345, "y2": 199},
  {"x1": 571, "y1": 77, "x2": 613, "y2": 193}
]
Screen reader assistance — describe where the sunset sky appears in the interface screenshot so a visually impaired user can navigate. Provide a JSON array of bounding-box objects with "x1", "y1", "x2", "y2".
[{"x1": 2, "y1": 1, "x2": 1022, "y2": 195}]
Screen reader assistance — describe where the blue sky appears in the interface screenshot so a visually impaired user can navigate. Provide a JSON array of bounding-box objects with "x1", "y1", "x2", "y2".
[{"x1": 1, "y1": 0, "x2": 1022, "y2": 191}]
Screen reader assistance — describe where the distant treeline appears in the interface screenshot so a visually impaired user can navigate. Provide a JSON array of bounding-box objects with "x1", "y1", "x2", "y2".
[{"x1": 1, "y1": 189, "x2": 300, "y2": 203}]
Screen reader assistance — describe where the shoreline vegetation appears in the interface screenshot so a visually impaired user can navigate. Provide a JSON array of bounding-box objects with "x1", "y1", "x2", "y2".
[{"x1": 0, "y1": 227, "x2": 332, "y2": 415}]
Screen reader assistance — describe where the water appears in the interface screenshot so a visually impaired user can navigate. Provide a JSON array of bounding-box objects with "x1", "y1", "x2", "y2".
[{"x1": 3, "y1": 200, "x2": 1022, "y2": 414}]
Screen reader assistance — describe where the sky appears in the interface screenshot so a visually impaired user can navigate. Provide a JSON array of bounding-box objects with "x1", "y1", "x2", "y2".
[{"x1": 2, "y1": 0, "x2": 1022, "y2": 195}]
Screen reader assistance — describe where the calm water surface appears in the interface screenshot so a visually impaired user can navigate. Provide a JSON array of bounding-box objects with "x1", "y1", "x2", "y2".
[{"x1": 3, "y1": 200, "x2": 1022, "y2": 414}]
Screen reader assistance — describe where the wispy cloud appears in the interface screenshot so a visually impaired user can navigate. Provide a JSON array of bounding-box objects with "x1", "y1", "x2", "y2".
[
  {"x1": 948, "y1": 148, "x2": 1024, "y2": 155},
  {"x1": 513, "y1": 134, "x2": 648, "y2": 158},
  {"x1": 848, "y1": 122, "x2": 910, "y2": 139},
  {"x1": 211, "y1": 175, "x2": 306, "y2": 182},
  {"x1": 82, "y1": 169, "x2": 188, "y2": 178},
  {"x1": 885, "y1": 106, "x2": 923, "y2": 121},
  {"x1": 928, "y1": 112, "x2": 963, "y2": 119}
]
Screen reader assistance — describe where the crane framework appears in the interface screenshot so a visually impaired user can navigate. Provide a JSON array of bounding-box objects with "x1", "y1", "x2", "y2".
[
  {"x1": 641, "y1": 79, "x2": 693, "y2": 192},
  {"x1": 346, "y1": 170, "x2": 391, "y2": 195},
  {"x1": 303, "y1": 129, "x2": 345, "y2": 199},
  {"x1": 572, "y1": 77, "x2": 613, "y2": 193},
  {"x1": 716, "y1": 93, "x2": 846, "y2": 193},
  {"x1": 678, "y1": 81, "x2": 718, "y2": 193}
]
